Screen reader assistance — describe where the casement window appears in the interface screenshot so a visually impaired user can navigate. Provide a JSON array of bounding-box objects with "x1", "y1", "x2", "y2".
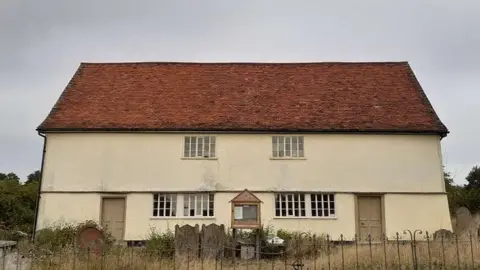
[
  {"x1": 153, "y1": 194, "x2": 177, "y2": 217},
  {"x1": 311, "y1": 193, "x2": 335, "y2": 217},
  {"x1": 272, "y1": 136, "x2": 304, "y2": 158},
  {"x1": 184, "y1": 136, "x2": 216, "y2": 158},
  {"x1": 275, "y1": 193, "x2": 306, "y2": 217},
  {"x1": 274, "y1": 193, "x2": 336, "y2": 218},
  {"x1": 183, "y1": 193, "x2": 215, "y2": 217}
]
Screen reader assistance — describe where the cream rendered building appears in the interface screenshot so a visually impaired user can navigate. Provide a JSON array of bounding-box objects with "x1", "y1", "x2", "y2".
[{"x1": 34, "y1": 62, "x2": 452, "y2": 242}]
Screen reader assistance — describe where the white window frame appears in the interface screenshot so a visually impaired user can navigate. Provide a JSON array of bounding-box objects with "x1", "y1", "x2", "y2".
[
  {"x1": 183, "y1": 136, "x2": 216, "y2": 159},
  {"x1": 274, "y1": 192, "x2": 336, "y2": 218},
  {"x1": 183, "y1": 193, "x2": 215, "y2": 217},
  {"x1": 274, "y1": 193, "x2": 306, "y2": 217},
  {"x1": 271, "y1": 136, "x2": 305, "y2": 158},
  {"x1": 152, "y1": 193, "x2": 177, "y2": 217}
]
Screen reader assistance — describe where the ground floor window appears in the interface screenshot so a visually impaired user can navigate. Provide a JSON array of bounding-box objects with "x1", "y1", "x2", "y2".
[
  {"x1": 274, "y1": 192, "x2": 335, "y2": 218},
  {"x1": 184, "y1": 193, "x2": 215, "y2": 217},
  {"x1": 152, "y1": 193, "x2": 214, "y2": 217},
  {"x1": 153, "y1": 194, "x2": 177, "y2": 217}
]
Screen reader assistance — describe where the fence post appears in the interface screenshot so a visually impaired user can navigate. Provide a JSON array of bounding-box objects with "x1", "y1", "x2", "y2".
[
  {"x1": 340, "y1": 234, "x2": 345, "y2": 270},
  {"x1": 426, "y1": 231, "x2": 432, "y2": 270},
  {"x1": 367, "y1": 234, "x2": 373, "y2": 266},
  {"x1": 313, "y1": 234, "x2": 317, "y2": 270},
  {"x1": 354, "y1": 234, "x2": 359, "y2": 270},
  {"x1": 470, "y1": 231, "x2": 475, "y2": 269},
  {"x1": 395, "y1": 232, "x2": 401, "y2": 269},
  {"x1": 382, "y1": 233, "x2": 387, "y2": 270},
  {"x1": 404, "y1": 229, "x2": 422, "y2": 270},
  {"x1": 2, "y1": 247, "x2": 5, "y2": 270},
  {"x1": 87, "y1": 247, "x2": 91, "y2": 269},
  {"x1": 455, "y1": 233, "x2": 460, "y2": 269},
  {"x1": 441, "y1": 232, "x2": 446, "y2": 269},
  {"x1": 327, "y1": 234, "x2": 331, "y2": 270}
]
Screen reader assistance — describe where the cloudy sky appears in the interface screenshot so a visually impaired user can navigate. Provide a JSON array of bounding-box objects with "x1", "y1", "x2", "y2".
[{"x1": 0, "y1": 0, "x2": 478, "y2": 183}]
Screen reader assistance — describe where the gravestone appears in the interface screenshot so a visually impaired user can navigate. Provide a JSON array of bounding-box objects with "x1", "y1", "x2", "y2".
[
  {"x1": 456, "y1": 207, "x2": 473, "y2": 234},
  {"x1": 76, "y1": 225, "x2": 105, "y2": 255},
  {"x1": 175, "y1": 224, "x2": 200, "y2": 260},
  {"x1": 201, "y1": 224, "x2": 226, "y2": 259},
  {"x1": 433, "y1": 229, "x2": 453, "y2": 241}
]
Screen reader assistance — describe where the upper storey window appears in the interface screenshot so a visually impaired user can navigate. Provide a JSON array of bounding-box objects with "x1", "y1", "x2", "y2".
[
  {"x1": 272, "y1": 136, "x2": 304, "y2": 158},
  {"x1": 183, "y1": 136, "x2": 216, "y2": 158}
]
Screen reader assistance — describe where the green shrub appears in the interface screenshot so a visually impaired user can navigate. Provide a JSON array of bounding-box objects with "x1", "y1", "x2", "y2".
[
  {"x1": 34, "y1": 220, "x2": 114, "y2": 252},
  {"x1": 144, "y1": 227, "x2": 175, "y2": 257}
]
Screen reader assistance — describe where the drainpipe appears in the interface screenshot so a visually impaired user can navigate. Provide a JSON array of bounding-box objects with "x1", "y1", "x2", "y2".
[{"x1": 32, "y1": 131, "x2": 47, "y2": 242}]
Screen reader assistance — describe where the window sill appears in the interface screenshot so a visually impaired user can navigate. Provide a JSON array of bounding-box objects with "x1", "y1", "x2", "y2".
[
  {"x1": 150, "y1": 216, "x2": 216, "y2": 220},
  {"x1": 181, "y1": 157, "x2": 218, "y2": 160},
  {"x1": 269, "y1": 157, "x2": 306, "y2": 160},
  {"x1": 273, "y1": 216, "x2": 337, "y2": 220}
]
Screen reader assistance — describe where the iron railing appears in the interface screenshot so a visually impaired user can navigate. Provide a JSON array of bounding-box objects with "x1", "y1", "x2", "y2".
[{"x1": 1, "y1": 230, "x2": 480, "y2": 270}]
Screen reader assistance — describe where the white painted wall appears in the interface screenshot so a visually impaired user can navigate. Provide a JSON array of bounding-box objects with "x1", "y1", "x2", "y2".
[
  {"x1": 38, "y1": 192, "x2": 452, "y2": 240},
  {"x1": 40, "y1": 133, "x2": 445, "y2": 193}
]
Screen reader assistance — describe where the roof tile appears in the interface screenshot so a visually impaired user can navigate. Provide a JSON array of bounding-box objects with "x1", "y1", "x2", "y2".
[{"x1": 37, "y1": 62, "x2": 448, "y2": 135}]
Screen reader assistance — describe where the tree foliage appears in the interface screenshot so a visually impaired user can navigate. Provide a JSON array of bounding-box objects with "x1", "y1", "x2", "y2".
[
  {"x1": 445, "y1": 165, "x2": 480, "y2": 214},
  {"x1": 465, "y1": 165, "x2": 480, "y2": 190},
  {"x1": 0, "y1": 171, "x2": 39, "y2": 233}
]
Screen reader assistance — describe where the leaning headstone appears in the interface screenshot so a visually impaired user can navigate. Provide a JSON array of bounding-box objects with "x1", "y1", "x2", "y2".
[
  {"x1": 456, "y1": 207, "x2": 473, "y2": 234},
  {"x1": 433, "y1": 229, "x2": 453, "y2": 241},
  {"x1": 175, "y1": 224, "x2": 200, "y2": 260},
  {"x1": 76, "y1": 224, "x2": 106, "y2": 256},
  {"x1": 201, "y1": 224, "x2": 226, "y2": 259}
]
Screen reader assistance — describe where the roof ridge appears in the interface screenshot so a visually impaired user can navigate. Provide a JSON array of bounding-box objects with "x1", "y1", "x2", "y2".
[{"x1": 80, "y1": 61, "x2": 410, "y2": 65}]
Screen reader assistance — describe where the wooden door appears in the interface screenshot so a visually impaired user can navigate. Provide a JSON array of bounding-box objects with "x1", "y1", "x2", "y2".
[
  {"x1": 357, "y1": 196, "x2": 383, "y2": 241},
  {"x1": 101, "y1": 198, "x2": 126, "y2": 241}
]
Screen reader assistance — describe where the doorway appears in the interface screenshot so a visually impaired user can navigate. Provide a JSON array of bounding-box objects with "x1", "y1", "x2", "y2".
[
  {"x1": 356, "y1": 195, "x2": 383, "y2": 241},
  {"x1": 101, "y1": 197, "x2": 126, "y2": 241}
]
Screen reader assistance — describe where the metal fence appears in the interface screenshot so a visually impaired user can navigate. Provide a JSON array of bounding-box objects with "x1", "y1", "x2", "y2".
[{"x1": 2, "y1": 230, "x2": 480, "y2": 270}]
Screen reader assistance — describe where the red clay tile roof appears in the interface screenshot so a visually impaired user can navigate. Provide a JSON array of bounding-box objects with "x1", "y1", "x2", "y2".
[{"x1": 37, "y1": 62, "x2": 448, "y2": 136}]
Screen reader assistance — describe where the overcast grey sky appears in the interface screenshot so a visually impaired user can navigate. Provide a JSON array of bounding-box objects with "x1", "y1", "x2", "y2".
[{"x1": 0, "y1": 0, "x2": 478, "y2": 183}]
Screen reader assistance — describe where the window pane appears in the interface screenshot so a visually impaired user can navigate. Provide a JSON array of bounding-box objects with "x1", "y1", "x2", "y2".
[
  {"x1": 285, "y1": 137, "x2": 291, "y2": 156},
  {"x1": 210, "y1": 140, "x2": 216, "y2": 157},
  {"x1": 204, "y1": 137, "x2": 210, "y2": 156},
  {"x1": 190, "y1": 137, "x2": 196, "y2": 157},
  {"x1": 292, "y1": 137, "x2": 298, "y2": 157},
  {"x1": 198, "y1": 137, "x2": 203, "y2": 157},
  {"x1": 184, "y1": 137, "x2": 190, "y2": 157},
  {"x1": 190, "y1": 196, "x2": 195, "y2": 215},
  {"x1": 298, "y1": 136, "x2": 304, "y2": 157},
  {"x1": 301, "y1": 209, "x2": 306, "y2": 216},
  {"x1": 279, "y1": 137, "x2": 285, "y2": 157},
  {"x1": 184, "y1": 197, "x2": 189, "y2": 216},
  {"x1": 153, "y1": 209, "x2": 158, "y2": 216},
  {"x1": 196, "y1": 196, "x2": 201, "y2": 216},
  {"x1": 272, "y1": 137, "x2": 278, "y2": 157}
]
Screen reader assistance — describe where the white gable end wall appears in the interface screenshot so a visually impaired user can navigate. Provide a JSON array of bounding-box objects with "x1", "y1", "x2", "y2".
[{"x1": 37, "y1": 133, "x2": 451, "y2": 240}]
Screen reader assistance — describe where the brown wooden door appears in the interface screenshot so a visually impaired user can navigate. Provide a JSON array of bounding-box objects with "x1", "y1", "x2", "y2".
[
  {"x1": 357, "y1": 196, "x2": 383, "y2": 241},
  {"x1": 101, "y1": 198, "x2": 126, "y2": 241}
]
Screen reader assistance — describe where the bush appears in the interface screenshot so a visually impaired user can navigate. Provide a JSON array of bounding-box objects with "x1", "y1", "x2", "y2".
[
  {"x1": 144, "y1": 227, "x2": 175, "y2": 257},
  {"x1": 34, "y1": 220, "x2": 114, "y2": 252}
]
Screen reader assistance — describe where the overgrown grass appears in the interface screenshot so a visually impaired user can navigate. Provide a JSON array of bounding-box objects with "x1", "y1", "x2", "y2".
[
  {"x1": 13, "y1": 239, "x2": 480, "y2": 269},
  {"x1": 33, "y1": 220, "x2": 115, "y2": 252}
]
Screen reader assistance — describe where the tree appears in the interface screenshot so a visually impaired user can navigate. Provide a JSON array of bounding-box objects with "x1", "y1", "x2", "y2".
[
  {"x1": 25, "y1": 170, "x2": 41, "y2": 184},
  {"x1": 0, "y1": 170, "x2": 39, "y2": 233},
  {"x1": 0, "y1": 172, "x2": 20, "y2": 183},
  {"x1": 465, "y1": 165, "x2": 480, "y2": 189}
]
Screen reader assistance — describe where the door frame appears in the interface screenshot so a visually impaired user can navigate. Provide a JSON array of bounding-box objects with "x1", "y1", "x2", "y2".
[
  {"x1": 354, "y1": 193, "x2": 386, "y2": 242},
  {"x1": 99, "y1": 195, "x2": 127, "y2": 241}
]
